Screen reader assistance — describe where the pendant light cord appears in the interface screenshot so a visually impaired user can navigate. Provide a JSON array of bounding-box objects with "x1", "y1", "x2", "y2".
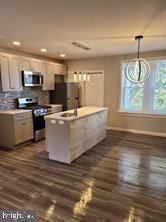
[
  {"x1": 137, "y1": 37, "x2": 140, "y2": 59},
  {"x1": 137, "y1": 37, "x2": 141, "y2": 81}
]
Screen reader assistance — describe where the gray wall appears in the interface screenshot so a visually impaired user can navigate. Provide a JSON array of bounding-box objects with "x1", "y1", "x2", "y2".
[{"x1": 66, "y1": 50, "x2": 166, "y2": 135}]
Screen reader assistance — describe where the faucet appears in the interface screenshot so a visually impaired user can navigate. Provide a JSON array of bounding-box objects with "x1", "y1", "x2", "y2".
[{"x1": 70, "y1": 98, "x2": 78, "y2": 116}]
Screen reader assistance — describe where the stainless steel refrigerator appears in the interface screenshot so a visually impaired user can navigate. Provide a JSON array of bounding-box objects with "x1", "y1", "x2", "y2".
[{"x1": 49, "y1": 82, "x2": 80, "y2": 111}]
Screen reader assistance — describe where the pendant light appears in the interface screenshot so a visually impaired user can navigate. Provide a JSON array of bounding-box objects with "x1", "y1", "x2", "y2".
[
  {"x1": 125, "y1": 35, "x2": 150, "y2": 83},
  {"x1": 73, "y1": 71, "x2": 90, "y2": 82}
]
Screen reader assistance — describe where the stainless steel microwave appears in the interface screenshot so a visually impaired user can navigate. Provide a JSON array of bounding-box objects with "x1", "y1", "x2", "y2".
[{"x1": 22, "y1": 70, "x2": 43, "y2": 87}]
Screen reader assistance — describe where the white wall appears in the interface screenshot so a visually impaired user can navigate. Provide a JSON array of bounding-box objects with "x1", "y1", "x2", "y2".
[{"x1": 66, "y1": 50, "x2": 166, "y2": 135}]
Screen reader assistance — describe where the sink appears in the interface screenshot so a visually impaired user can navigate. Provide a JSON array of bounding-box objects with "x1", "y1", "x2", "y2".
[{"x1": 61, "y1": 112, "x2": 75, "y2": 117}]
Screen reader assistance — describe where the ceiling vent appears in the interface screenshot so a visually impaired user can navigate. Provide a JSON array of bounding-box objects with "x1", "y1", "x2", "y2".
[{"x1": 72, "y1": 42, "x2": 91, "y2": 50}]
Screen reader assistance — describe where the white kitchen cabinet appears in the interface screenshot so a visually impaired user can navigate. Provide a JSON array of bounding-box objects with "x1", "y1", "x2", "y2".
[
  {"x1": 0, "y1": 110, "x2": 34, "y2": 149},
  {"x1": 41, "y1": 62, "x2": 47, "y2": 90},
  {"x1": 20, "y1": 118, "x2": 34, "y2": 142},
  {"x1": 21, "y1": 56, "x2": 41, "y2": 72},
  {"x1": 54, "y1": 63, "x2": 66, "y2": 75},
  {"x1": 41, "y1": 61, "x2": 55, "y2": 90},
  {"x1": 14, "y1": 117, "x2": 34, "y2": 145},
  {"x1": 21, "y1": 56, "x2": 31, "y2": 70},
  {"x1": 0, "y1": 53, "x2": 22, "y2": 92},
  {"x1": 14, "y1": 121, "x2": 24, "y2": 145},
  {"x1": 0, "y1": 52, "x2": 67, "y2": 92},
  {"x1": 30, "y1": 58, "x2": 41, "y2": 72},
  {"x1": 47, "y1": 63, "x2": 55, "y2": 89}
]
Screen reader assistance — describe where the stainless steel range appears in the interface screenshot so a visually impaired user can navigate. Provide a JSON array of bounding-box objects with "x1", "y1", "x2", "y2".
[{"x1": 17, "y1": 97, "x2": 52, "y2": 141}]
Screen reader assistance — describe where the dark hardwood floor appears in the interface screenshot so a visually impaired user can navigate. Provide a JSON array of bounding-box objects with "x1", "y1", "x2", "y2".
[{"x1": 0, "y1": 130, "x2": 166, "y2": 222}]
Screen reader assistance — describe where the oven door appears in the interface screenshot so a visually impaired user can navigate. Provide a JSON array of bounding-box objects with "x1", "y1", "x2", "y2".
[
  {"x1": 33, "y1": 115, "x2": 45, "y2": 141},
  {"x1": 22, "y1": 71, "x2": 43, "y2": 86}
]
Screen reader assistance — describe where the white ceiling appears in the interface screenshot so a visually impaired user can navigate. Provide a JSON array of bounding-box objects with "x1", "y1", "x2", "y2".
[{"x1": 0, "y1": 0, "x2": 165, "y2": 59}]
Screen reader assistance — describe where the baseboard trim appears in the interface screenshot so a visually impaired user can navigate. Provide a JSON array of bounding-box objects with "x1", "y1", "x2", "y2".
[{"x1": 107, "y1": 126, "x2": 166, "y2": 137}]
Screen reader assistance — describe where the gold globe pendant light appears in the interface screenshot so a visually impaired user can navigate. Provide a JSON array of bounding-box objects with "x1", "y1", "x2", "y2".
[{"x1": 125, "y1": 35, "x2": 150, "y2": 83}]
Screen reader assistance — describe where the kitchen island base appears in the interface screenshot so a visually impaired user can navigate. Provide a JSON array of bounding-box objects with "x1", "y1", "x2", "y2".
[{"x1": 45, "y1": 107, "x2": 108, "y2": 164}]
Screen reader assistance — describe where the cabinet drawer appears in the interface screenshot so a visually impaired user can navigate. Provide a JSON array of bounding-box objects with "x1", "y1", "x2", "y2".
[{"x1": 13, "y1": 112, "x2": 32, "y2": 122}]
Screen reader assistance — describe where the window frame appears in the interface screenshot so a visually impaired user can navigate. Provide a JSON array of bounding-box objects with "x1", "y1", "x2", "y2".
[{"x1": 119, "y1": 57, "x2": 166, "y2": 116}]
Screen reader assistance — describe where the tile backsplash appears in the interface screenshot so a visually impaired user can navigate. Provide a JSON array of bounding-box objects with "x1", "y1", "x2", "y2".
[{"x1": 0, "y1": 87, "x2": 49, "y2": 110}]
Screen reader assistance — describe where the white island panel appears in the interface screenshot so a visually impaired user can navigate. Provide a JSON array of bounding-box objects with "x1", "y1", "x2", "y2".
[{"x1": 45, "y1": 107, "x2": 108, "y2": 163}]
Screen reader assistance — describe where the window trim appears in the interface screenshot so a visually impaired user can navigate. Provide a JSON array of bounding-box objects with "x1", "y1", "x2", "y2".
[{"x1": 117, "y1": 110, "x2": 166, "y2": 118}]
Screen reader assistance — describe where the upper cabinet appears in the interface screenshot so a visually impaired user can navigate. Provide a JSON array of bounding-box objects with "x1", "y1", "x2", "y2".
[
  {"x1": 42, "y1": 62, "x2": 67, "y2": 90},
  {"x1": 21, "y1": 56, "x2": 31, "y2": 70},
  {"x1": 41, "y1": 61, "x2": 55, "y2": 90},
  {"x1": 0, "y1": 52, "x2": 67, "y2": 92},
  {"x1": 21, "y1": 57, "x2": 41, "y2": 72},
  {"x1": 31, "y1": 59, "x2": 41, "y2": 72},
  {"x1": 54, "y1": 63, "x2": 66, "y2": 75},
  {"x1": 0, "y1": 53, "x2": 22, "y2": 92}
]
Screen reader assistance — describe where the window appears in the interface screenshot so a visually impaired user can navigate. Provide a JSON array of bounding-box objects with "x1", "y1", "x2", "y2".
[{"x1": 120, "y1": 58, "x2": 166, "y2": 114}]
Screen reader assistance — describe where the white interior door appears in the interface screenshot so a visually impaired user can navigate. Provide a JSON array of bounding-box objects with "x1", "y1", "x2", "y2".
[{"x1": 84, "y1": 73, "x2": 104, "y2": 107}]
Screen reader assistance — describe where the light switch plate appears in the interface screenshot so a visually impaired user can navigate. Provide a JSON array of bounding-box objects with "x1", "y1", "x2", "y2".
[
  {"x1": 51, "y1": 119, "x2": 56, "y2": 124},
  {"x1": 59, "y1": 120, "x2": 64, "y2": 125}
]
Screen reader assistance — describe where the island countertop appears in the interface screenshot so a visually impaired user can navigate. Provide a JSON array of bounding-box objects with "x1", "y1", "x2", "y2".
[{"x1": 44, "y1": 106, "x2": 108, "y2": 121}]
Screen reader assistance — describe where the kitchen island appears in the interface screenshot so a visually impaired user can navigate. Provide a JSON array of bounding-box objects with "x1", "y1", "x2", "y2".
[{"x1": 45, "y1": 107, "x2": 108, "y2": 163}]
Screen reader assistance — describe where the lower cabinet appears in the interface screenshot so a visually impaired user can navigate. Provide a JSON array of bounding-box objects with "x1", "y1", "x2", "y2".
[
  {"x1": 0, "y1": 111, "x2": 34, "y2": 149},
  {"x1": 14, "y1": 119, "x2": 34, "y2": 145}
]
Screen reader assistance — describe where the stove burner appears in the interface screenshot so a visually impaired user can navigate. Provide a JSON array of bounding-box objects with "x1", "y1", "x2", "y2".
[
  {"x1": 33, "y1": 107, "x2": 52, "y2": 117},
  {"x1": 16, "y1": 97, "x2": 52, "y2": 117}
]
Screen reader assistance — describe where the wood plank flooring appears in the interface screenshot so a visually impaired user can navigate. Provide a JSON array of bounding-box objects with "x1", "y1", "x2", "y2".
[{"x1": 0, "y1": 130, "x2": 165, "y2": 222}]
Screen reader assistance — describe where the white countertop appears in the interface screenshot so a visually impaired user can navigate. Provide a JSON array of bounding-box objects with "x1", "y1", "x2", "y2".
[
  {"x1": 45, "y1": 106, "x2": 108, "y2": 121},
  {"x1": 0, "y1": 109, "x2": 32, "y2": 115},
  {"x1": 47, "y1": 104, "x2": 62, "y2": 107}
]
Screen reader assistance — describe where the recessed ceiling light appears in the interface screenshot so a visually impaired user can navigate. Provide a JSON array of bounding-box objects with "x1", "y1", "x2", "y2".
[
  {"x1": 41, "y1": 48, "x2": 47, "y2": 52},
  {"x1": 60, "y1": 54, "x2": 66, "y2": 57},
  {"x1": 13, "y1": 41, "x2": 21, "y2": 46}
]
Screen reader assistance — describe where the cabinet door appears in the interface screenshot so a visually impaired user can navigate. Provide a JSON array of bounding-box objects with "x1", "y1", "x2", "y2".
[
  {"x1": 0, "y1": 53, "x2": 12, "y2": 91},
  {"x1": 30, "y1": 59, "x2": 41, "y2": 72},
  {"x1": 22, "y1": 119, "x2": 34, "y2": 141},
  {"x1": 9, "y1": 55, "x2": 22, "y2": 91},
  {"x1": 54, "y1": 63, "x2": 66, "y2": 75},
  {"x1": 14, "y1": 121, "x2": 23, "y2": 145},
  {"x1": 0, "y1": 53, "x2": 22, "y2": 91},
  {"x1": 14, "y1": 119, "x2": 33, "y2": 145},
  {"x1": 47, "y1": 63, "x2": 55, "y2": 90},
  {"x1": 41, "y1": 62, "x2": 48, "y2": 90},
  {"x1": 21, "y1": 56, "x2": 31, "y2": 71}
]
